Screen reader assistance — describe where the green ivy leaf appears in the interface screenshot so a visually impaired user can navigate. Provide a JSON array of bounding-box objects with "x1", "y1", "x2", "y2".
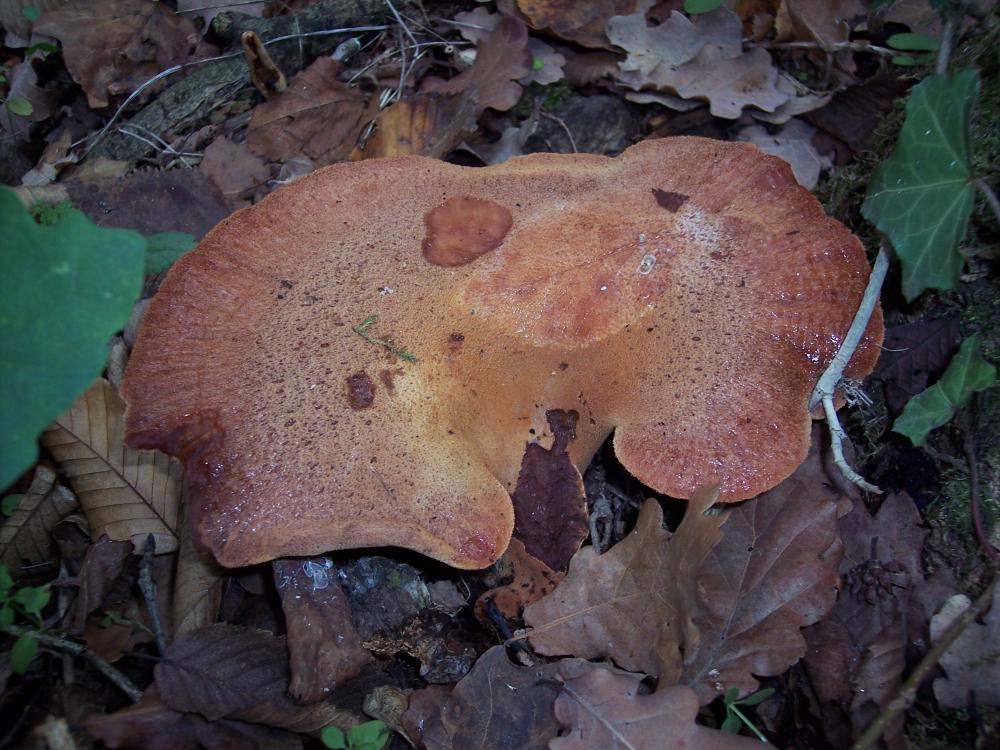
[
  {"x1": 346, "y1": 721, "x2": 390, "y2": 750},
  {"x1": 684, "y1": 0, "x2": 723, "y2": 13},
  {"x1": 1, "y1": 493, "x2": 24, "y2": 516},
  {"x1": 0, "y1": 604, "x2": 13, "y2": 627},
  {"x1": 320, "y1": 726, "x2": 348, "y2": 749},
  {"x1": 0, "y1": 189, "x2": 146, "y2": 489},
  {"x1": 11, "y1": 632, "x2": 39, "y2": 674},
  {"x1": 0, "y1": 565, "x2": 14, "y2": 593},
  {"x1": 862, "y1": 71, "x2": 979, "y2": 301},
  {"x1": 22, "y1": 5, "x2": 41, "y2": 23},
  {"x1": 887, "y1": 32, "x2": 940, "y2": 51},
  {"x1": 894, "y1": 335, "x2": 996, "y2": 445},
  {"x1": 24, "y1": 42, "x2": 58, "y2": 57},
  {"x1": 145, "y1": 231, "x2": 195, "y2": 274},
  {"x1": 5, "y1": 96, "x2": 34, "y2": 117}
]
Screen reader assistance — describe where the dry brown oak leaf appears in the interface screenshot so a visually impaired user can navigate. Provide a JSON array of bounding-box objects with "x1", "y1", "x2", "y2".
[
  {"x1": 526, "y1": 436, "x2": 843, "y2": 702},
  {"x1": 551, "y1": 663, "x2": 760, "y2": 750},
  {"x1": 123, "y1": 136, "x2": 883, "y2": 570}
]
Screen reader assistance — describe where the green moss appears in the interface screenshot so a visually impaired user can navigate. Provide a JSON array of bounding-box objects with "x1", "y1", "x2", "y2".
[{"x1": 511, "y1": 81, "x2": 575, "y2": 119}]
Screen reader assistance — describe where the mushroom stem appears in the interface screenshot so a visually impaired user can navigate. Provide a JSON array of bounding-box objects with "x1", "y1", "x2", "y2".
[{"x1": 810, "y1": 244, "x2": 889, "y2": 493}]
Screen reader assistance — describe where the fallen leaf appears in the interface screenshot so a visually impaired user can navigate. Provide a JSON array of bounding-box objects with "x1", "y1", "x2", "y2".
[
  {"x1": 21, "y1": 130, "x2": 78, "y2": 188},
  {"x1": 803, "y1": 492, "x2": 954, "y2": 744},
  {"x1": 0, "y1": 0, "x2": 65, "y2": 40},
  {"x1": 357, "y1": 17, "x2": 531, "y2": 159},
  {"x1": 35, "y1": 0, "x2": 201, "y2": 108},
  {"x1": 452, "y1": 6, "x2": 500, "y2": 44},
  {"x1": 425, "y1": 646, "x2": 578, "y2": 750},
  {"x1": 607, "y1": 6, "x2": 742, "y2": 75},
  {"x1": 931, "y1": 592, "x2": 1000, "y2": 708},
  {"x1": 68, "y1": 535, "x2": 134, "y2": 633},
  {"x1": 463, "y1": 111, "x2": 539, "y2": 165},
  {"x1": 172, "y1": 502, "x2": 224, "y2": 636},
  {"x1": 475, "y1": 538, "x2": 563, "y2": 620},
  {"x1": 0, "y1": 59, "x2": 59, "y2": 140},
  {"x1": 616, "y1": 44, "x2": 788, "y2": 119},
  {"x1": 198, "y1": 136, "x2": 270, "y2": 210},
  {"x1": 870, "y1": 316, "x2": 962, "y2": 415},
  {"x1": 273, "y1": 556, "x2": 373, "y2": 703},
  {"x1": 517, "y1": 40, "x2": 563, "y2": 87},
  {"x1": 155, "y1": 624, "x2": 358, "y2": 732},
  {"x1": 511, "y1": 0, "x2": 655, "y2": 49},
  {"x1": 246, "y1": 57, "x2": 368, "y2": 165},
  {"x1": 511, "y1": 409, "x2": 589, "y2": 571},
  {"x1": 67, "y1": 169, "x2": 231, "y2": 240},
  {"x1": 551, "y1": 663, "x2": 761, "y2": 749},
  {"x1": 525, "y1": 488, "x2": 723, "y2": 679},
  {"x1": 86, "y1": 688, "x2": 302, "y2": 750},
  {"x1": 737, "y1": 118, "x2": 832, "y2": 189},
  {"x1": 680, "y1": 449, "x2": 842, "y2": 701},
  {"x1": 41, "y1": 379, "x2": 182, "y2": 553},
  {"x1": 801, "y1": 72, "x2": 912, "y2": 152},
  {"x1": 752, "y1": 74, "x2": 831, "y2": 125},
  {"x1": 0, "y1": 465, "x2": 78, "y2": 577},
  {"x1": 338, "y1": 556, "x2": 431, "y2": 639}
]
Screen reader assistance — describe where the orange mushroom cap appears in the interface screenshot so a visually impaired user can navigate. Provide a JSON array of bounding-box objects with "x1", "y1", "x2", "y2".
[{"x1": 123, "y1": 137, "x2": 883, "y2": 570}]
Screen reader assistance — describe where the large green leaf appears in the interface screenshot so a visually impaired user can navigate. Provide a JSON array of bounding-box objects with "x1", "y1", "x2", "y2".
[
  {"x1": 0, "y1": 189, "x2": 145, "y2": 489},
  {"x1": 862, "y1": 71, "x2": 980, "y2": 301},
  {"x1": 893, "y1": 334, "x2": 996, "y2": 446}
]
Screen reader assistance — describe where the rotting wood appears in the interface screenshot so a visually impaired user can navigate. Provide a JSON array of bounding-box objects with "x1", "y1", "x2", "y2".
[{"x1": 88, "y1": 0, "x2": 385, "y2": 163}]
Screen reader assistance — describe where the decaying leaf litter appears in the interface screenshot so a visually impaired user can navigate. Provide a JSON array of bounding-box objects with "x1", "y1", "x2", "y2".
[{"x1": 1, "y1": 1, "x2": 999, "y2": 749}]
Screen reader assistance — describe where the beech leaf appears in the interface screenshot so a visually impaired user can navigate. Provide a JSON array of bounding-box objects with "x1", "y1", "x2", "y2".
[
  {"x1": 862, "y1": 71, "x2": 979, "y2": 300},
  {"x1": 0, "y1": 465, "x2": 78, "y2": 577},
  {"x1": 40, "y1": 379, "x2": 182, "y2": 553},
  {"x1": 931, "y1": 593, "x2": 1000, "y2": 708},
  {"x1": 893, "y1": 335, "x2": 996, "y2": 446}
]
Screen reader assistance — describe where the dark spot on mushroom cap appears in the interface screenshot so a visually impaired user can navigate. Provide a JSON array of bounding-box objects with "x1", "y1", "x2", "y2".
[
  {"x1": 422, "y1": 197, "x2": 513, "y2": 267},
  {"x1": 346, "y1": 371, "x2": 375, "y2": 409},
  {"x1": 378, "y1": 368, "x2": 404, "y2": 392},
  {"x1": 652, "y1": 188, "x2": 689, "y2": 212}
]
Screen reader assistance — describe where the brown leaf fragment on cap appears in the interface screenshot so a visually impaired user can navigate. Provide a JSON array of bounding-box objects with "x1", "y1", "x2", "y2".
[
  {"x1": 652, "y1": 188, "x2": 689, "y2": 212},
  {"x1": 511, "y1": 409, "x2": 589, "y2": 571},
  {"x1": 241, "y1": 30, "x2": 287, "y2": 98},
  {"x1": 273, "y1": 557, "x2": 373, "y2": 704},
  {"x1": 475, "y1": 538, "x2": 564, "y2": 621},
  {"x1": 124, "y1": 137, "x2": 882, "y2": 571},
  {"x1": 422, "y1": 197, "x2": 513, "y2": 267}
]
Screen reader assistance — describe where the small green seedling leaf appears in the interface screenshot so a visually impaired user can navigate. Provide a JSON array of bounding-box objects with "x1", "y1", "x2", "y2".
[
  {"x1": 894, "y1": 335, "x2": 996, "y2": 445},
  {"x1": 684, "y1": 0, "x2": 723, "y2": 13},
  {"x1": 0, "y1": 188, "x2": 146, "y2": 489},
  {"x1": 13, "y1": 584, "x2": 50, "y2": 616},
  {"x1": 10, "y1": 632, "x2": 39, "y2": 674},
  {"x1": 5, "y1": 96, "x2": 33, "y2": 117},
  {"x1": 1, "y1": 493, "x2": 24, "y2": 516},
  {"x1": 22, "y1": 5, "x2": 41, "y2": 23},
  {"x1": 346, "y1": 720, "x2": 390, "y2": 750},
  {"x1": 721, "y1": 686, "x2": 773, "y2": 741},
  {"x1": 0, "y1": 604, "x2": 13, "y2": 627},
  {"x1": 24, "y1": 42, "x2": 58, "y2": 57},
  {"x1": 320, "y1": 726, "x2": 348, "y2": 749},
  {"x1": 0, "y1": 565, "x2": 14, "y2": 593},
  {"x1": 721, "y1": 712, "x2": 742, "y2": 733},
  {"x1": 862, "y1": 71, "x2": 979, "y2": 301},
  {"x1": 144, "y1": 231, "x2": 195, "y2": 274},
  {"x1": 735, "y1": 687, "x2": 775, "y2": 707},
  {"x1": 887, "y1": 32, "x2": 940, "y2": 51}
]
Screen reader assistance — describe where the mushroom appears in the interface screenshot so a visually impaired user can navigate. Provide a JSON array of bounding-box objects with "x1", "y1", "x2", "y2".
[{"x1": 123, "y1": 137, "x2": 883, "y2": 570}]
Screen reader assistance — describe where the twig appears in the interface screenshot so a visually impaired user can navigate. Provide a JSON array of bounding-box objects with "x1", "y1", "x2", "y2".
[
  {"x1": 754, "y1": 40, "x2": 898, "y2": 59},
  {"x1": 1, "y1": 625, "x2": 143, "y2": 702},
  {"x1": 964, "y1": 406, "x2": 999, "y2": 563},
  {"x1": 138, "y1": 535, "x2": 168, "y2": 655},
  {"x1": 353, "y1": 314, "x2": 418, "y2": 362},
  {"x1": 935, "y1": 17, "x2": 956, "y2": 76},
  {"x1": 976, "y1": 179, "x2": 1000, "y2": 224},
  {"x1": 540, "y1": 112, "x2": 578, "y2": 153},
  {"x1": 851, "y1": 577, "x2": 997, "y2": 750},
  {"x1": 810, "y1": 244, "x2": 890, "y2": 492}
]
